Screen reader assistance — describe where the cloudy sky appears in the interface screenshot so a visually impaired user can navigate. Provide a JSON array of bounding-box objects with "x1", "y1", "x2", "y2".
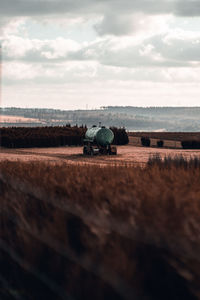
[{"x1": 1, "y1": 0, "x2": 200, "y2": 109}]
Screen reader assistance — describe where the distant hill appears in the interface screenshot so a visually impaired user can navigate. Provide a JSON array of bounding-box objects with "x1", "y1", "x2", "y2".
[{"x1": 1, "y1": 106, "x2": 200, "y2": 131}]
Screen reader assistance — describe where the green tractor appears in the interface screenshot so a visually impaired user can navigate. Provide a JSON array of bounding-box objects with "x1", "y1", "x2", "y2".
[{"x1": 83, "y1": 126, "x2": 117, "y2": 156}]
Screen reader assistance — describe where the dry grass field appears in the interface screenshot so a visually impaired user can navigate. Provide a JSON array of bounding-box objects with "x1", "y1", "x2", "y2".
[
  {"x1": 1, "y1": 140, "x2": 200, "y2": 299},
  {"x1": 1, "y1": 145, "x2": 200, "y2": 166},
  {"x1": 0, "y1": 158, "x2": 200, "y2": 299},
  {"x1": 128, "y1": 135, "x2": 183, "y2": 148}
]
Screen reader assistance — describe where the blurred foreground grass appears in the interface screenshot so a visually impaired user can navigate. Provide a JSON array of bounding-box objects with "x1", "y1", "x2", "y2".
[{"x1": 0, "y1": 157, "x2": 200, "y2": 300}]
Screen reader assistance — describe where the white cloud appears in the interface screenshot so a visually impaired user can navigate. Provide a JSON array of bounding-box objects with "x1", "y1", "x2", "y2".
[
  {"x1": 1, "y1": 0, "x2": 200, "y2": 108},
  {"x1": 94, "y1": 13, "x2": 171, "y2": 36},
  {"x1": 0, "y1": 0, "x2": 200, "y2": 36},
  {"x1": 4, "y1": 62, "x2": 42, "y2": 80},
  {"x1": 0, "y1": 0, "x2": 195, "y2": 18},
  {"x1": 2, "y1": 18, "x2": 26, "y2": 36},
  {"x1": 3, "y1": 35, "x2": 35, "y2": 58},
  {"x1": 2, "y1": 35, "x2": 81, "y2": 60},
  {"x1": 2, "y1": 13, "x2": 200, "y2": 70}
]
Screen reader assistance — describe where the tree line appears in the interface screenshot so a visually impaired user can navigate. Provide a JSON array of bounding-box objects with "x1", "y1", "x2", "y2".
[
  {"x1": 0, "y1": 125, "x2": 129, "y2": 148},
  {"x1": 0, "y1": 126, "x2": 86, "y2": 148}
]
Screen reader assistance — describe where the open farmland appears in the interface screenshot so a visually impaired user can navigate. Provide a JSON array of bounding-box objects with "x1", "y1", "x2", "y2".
[
  {"x1": 129, "y1": 132, "x2": 200, "y2": 141},
  {"x1": 0, "y1": 115, "x2": 42, "y2": 127},
  {"x1": 1, "y1": 145, "x2": 200, "y2": 165},
  {"x1": 1, "y1": 133, "x2": 200, "y2": 299},
  {"x1": 0, "y1": 115, "x2": 40, "y2": 123},
  {"x1": 0, "y1": 159, "x2": 200, "y2": 300}
]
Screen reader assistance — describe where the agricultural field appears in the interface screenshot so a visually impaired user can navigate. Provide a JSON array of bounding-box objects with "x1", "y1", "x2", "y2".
[
  {"x1": 0, "y1": 115, "x2": 41, "y2": 124},
  {"x1": 1, "y1": 133, "x2": 200, "y2": 300},
  {"x1": 0, "y1": 158, "x2": 200, "y2": 299},
  {"x1": 1, "y1": 145, "x2": 200, "y2": 165},
  {"x1": 129, "y1": 133, "x2": 200, "y2": 150},
  {"x1": 129, "y1": 132, "x2": 200, "y2": 141}
]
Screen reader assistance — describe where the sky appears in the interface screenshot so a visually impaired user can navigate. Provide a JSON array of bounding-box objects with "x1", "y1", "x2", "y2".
[{"x1": 1, "y1": 0, "x2": 200, "y2": 109}]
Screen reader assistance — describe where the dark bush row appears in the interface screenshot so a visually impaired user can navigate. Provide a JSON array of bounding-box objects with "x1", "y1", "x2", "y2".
[
  {"x1": 0, "y1": 125, "x2": 129, "y2": 148},
  {"x1": 181, "y1": 140, "x2": 200, "y2": 149},
  {"x1": 0, "y1": 126, "x2": 86, "y2": 148},
  {"x1": 110, "y1": 127, "x2": 129, "y2": 145},
  {"x1": 0, "y1": 135, "x2": 84, "y2": 148}
]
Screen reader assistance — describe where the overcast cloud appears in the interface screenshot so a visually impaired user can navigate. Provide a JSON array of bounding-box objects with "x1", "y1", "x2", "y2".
[
  {"x1": 1, "y1": 0, "x2": 200, "y2": 17},
  {"x1": 1, "y1": 0, "x2": 200, "y2": 108}
]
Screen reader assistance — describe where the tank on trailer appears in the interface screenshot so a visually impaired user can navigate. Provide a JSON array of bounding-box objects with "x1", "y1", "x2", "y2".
[{"x1": 83, "y1": 125, "x2": 117, "y2": 155}]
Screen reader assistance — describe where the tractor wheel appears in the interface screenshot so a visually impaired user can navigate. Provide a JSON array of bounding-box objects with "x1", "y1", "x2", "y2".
[
  {"x1": 110, "y1": 146, "x2": 117, "y2": 155},
  {"x1": 83, "y1": 146, "x2": 88, "y2": 155},
  {"x1": 90, "y1": 147, "x2": 94, "y2": 156}
]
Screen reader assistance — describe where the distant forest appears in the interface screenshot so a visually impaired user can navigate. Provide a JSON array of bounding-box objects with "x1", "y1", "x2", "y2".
[{"x1": 1, "y1": 106, "x2": 200, "y2": 131}]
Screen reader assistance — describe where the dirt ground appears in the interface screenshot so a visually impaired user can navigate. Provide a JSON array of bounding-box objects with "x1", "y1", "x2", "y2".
[{"x1": 1, "y1": 144, "x2": 200, "y2": 166}]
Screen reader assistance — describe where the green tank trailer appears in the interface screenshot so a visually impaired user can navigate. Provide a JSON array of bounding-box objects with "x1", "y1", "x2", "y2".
[{"x1": 83, "y1": 125, "x2": 117, "y2": 155}]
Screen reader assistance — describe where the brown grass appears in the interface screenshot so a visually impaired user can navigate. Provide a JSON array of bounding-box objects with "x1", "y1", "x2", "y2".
[
  {"x1": 0, "y1": 159, "x2": 200, "y2": 299},
  {"x1": 147, "y1": 154, "x2": 200, "y2": 168},
  {"x1": 2, "y1": 145, "x2": 200, "y2": 167}
]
